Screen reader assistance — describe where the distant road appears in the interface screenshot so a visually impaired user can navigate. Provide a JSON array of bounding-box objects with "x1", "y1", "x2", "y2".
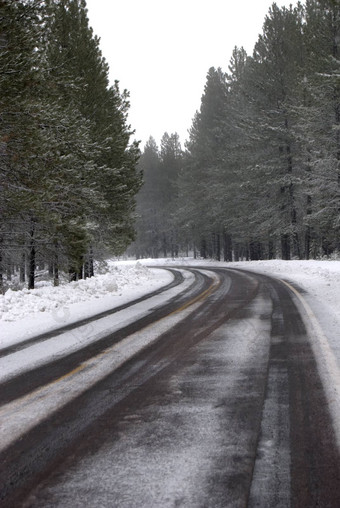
[{"x1": 1, "y1": 267, "x2": 339, "y2": 507}]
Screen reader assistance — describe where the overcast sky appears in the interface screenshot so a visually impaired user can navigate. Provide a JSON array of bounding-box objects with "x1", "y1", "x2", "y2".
[{"x1": 85, "y1": 0, "x2": 295, "y2": 148}]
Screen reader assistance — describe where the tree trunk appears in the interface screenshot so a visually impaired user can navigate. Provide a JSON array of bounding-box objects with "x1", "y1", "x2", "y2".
[
  {"x1": 291, "y1": 203, "x2": 301, "y2": 259},
  {"x1": 28, "y1": 223, "x2": 36, "y2": 290},
  {"x1": 170, "y1": 231, "x2": 175, "y2": 258},
  {"x1": 322, "y1": 237, "x2": 333, "y2": 257},
  {"x1": 200, "y1": 238, "x2": 207, "y2": 259},
  {"x1": 162, "y1": 233, "x2": 167, "y2": 258},
  {"x1": 335, "y1": 73, "x2": 340, "y2": 251},
  {"x1": 304, "y1": 193, "x2": 312, "y2": 260},
  {"x1": 223, "y1": 231, "x2": 233, "y2": 262},
  {"x1": 77, "y1": 258, "x2": 83, "y2": 280},
  {"x1": 20, "y1": 252, "x2": 26, "y2": 283},
  {"x1": 69, "y1": 266, "x2": 77, "y2": 282},
  {"x1": 282, "y1": 129, "x2": 298, "y2": 260},
  {"x1": 249, "y1": 240, "x2": 262, "y2": 261},
  {"x1": 305, "y1": 227, "x2": 311, "y2": 260},
  {"x1": 6, "y1": 259, "x2": 12, "y2": 282},
  {"x1": 207, "y1": 236, "x2": 213, "y2": 258},
  {"x1": 0, "y1": 242, "x2": 3, "y2": 292},
  {"x1": 268, "y1": 239, "x2": 275, "y2": 260},
  {"x1": 84, "y1": 254, "x2": 90, "y2": 279},
  {"x1": 215, "y1": 232, "x2": 221, "y2": 261},
  {"x1": 281, "y1": 233, "x2": 291, "y2": 260},
  {"x1": 245, "y1": 244, "x2": 250, "y2": 261},
  {"x1": 54, "y1": 244, "x2": 59, "y2": 286},
  {"x1": 234, "y1": 246, "x2": 239, "y2": 262},
  {"x1": 89, "y1": 246, "x2": 94, "y2": 277},
  {"x1": 54, "y1": 264, "x2": 59, "y2": 286}
]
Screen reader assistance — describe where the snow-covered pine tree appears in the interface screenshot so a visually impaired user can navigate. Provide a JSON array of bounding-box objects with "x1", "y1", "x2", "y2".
[
  {"x1": 45, "y1": 0, "x2": 142, "y2": 268},
  {"x1": 0, "y1": 0, "x2": 49, "y2": 289},
  {"x1": 176, "y1": 67, "x2": 229, "y2": 260},
  {"x1": 245, "y1": 3, "x2": 306, "y2": 259},
  {"x1": 0, "y1": 0, "x2": 140, "y2": 289},
  {"x1": 133, "y1": 137, "x2": 163, "y2": 258},
  {"x1": 159, "y1": 132, "x2": 182, "y2": 257},
  {"x1": 297, "y1": 0, "x2": 340, "y2": 256},
  {"x1": 216, "y1": 47, "x2": 253, "y2": 261}
]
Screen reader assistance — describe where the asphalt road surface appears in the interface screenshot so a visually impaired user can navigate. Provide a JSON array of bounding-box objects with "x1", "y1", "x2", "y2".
[{"x1": 0, "y1": 266, "x2": 339, "y2": 507}]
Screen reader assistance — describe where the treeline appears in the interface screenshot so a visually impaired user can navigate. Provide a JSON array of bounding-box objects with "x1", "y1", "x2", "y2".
[
  {"x1": 0, "y1": 0, "x2": 141, "y2": 290},
  {"x1": 132, "y1": 133, "x2": 182, "y2": 259},
  {"x1": 132, "y1": 0, "x2": 340, "y2": 261}
]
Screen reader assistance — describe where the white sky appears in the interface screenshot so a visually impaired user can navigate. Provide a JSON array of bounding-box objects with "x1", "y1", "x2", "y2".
[{"x1": 85, "y1": 0, "x2": 296, "y2": 148}]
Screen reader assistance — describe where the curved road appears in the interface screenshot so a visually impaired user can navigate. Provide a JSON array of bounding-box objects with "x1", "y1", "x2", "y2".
[{"x1": 0, "y1": 266, "x2": 339, "y2": 507}]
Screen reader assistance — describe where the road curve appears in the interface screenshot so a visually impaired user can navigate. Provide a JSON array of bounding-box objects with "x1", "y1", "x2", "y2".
[
  {"x1": 0, "y1": 268, "x2": 185, "y2": 360},
  {"x1": 0, "y1": 266, "x2": 339, "y2": 507}
]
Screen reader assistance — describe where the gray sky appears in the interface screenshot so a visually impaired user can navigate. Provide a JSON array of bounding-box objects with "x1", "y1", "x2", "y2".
[{"x1": 86, "y1": 0, "x2": 295, "y2": 147}]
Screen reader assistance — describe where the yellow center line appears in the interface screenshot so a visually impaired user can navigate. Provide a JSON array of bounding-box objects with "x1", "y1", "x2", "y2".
[
  {"x1": 41, "y1": 276, "x2": 220, "y2": 390},
  {"x1": 172, "y1": 276, "x2": 221, "y2": 314},
  {"x1": 3, "y1": 273, "x2": 221, "y2": 406},
  {"x1": 45, "y1": 349, "x2": 111, "y2": 389},
  {"x1": 49, "y1": 364, "x2": 86, "y2": 386}
]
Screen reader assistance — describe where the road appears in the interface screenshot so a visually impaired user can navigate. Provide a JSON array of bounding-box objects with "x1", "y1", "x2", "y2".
[{"x1": 0, "y1": 266, "x2": 339, "y2": 507}]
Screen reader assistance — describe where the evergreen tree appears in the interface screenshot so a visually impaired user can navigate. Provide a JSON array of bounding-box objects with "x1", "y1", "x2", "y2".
[
  {"x1": 0, "y1": 0, "x2": 141, "y2": 289},
  {"x1": 133, "y1": 137, "x2": 162, "y2": 258},
  {"x1": 177, "y1": 67, "x2": 229, "y2": 259},
  {"x1": 243, "y1": 3, "x2": 306, "y2": 259},
  {"x1": 45, "y1": 0, "x2": 142, "y2": 264},
  {"x1": 159, "y1": 132, "x2": 182, "y2": 256},
  {"x1": 133, "y1": 133, "x2": 182, "y2": 258},
  {"x1": 142, "y1": 2, "x2": 340, "y2": 262},
  {"x1": 0, "y1": 0, "x2": 50, "y2": 288},
  {"x1": 297, "y1": 0, "x2": 340, "y2": 255}
]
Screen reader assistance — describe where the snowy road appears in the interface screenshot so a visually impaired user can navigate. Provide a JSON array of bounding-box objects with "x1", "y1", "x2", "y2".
[{"x1": 1, "y1": 266, "x2": 340, "y2": 507}]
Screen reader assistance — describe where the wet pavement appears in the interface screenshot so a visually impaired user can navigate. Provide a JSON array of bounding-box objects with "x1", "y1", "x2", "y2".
[{"x1": 1, "y1": 268, "x2": 339, "y2": 507}]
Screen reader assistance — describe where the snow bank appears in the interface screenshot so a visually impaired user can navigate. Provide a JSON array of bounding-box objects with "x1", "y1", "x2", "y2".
[
  {"x1": 1, "y1": 256, "x2": 340, "y2": 443},
  {"x1": 1, "y1": 257, "x2": 340, "y2": 361},
  {"x1": 227, "y1": 259, "x2": 340, "y2": 348},
  {"x1": 0, "y1": 262, "x2": 175, "y2": 347},
  {"x1": 0, "y1": 262, "x2": 151, "y2": 323}
]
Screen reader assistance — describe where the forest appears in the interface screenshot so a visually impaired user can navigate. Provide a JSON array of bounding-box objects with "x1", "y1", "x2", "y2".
[
  {"x1": 132, "y1": 0, "x2": 340, "y2": 262},
  {"x1": 0, "y1": 0, "x2": 141, "y2": 290},
  {"x1": 1, "y1": 1, "x2": 339, "y2": 295}
]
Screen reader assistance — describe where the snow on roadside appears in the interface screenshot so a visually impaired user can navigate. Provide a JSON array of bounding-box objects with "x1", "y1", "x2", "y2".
[
  {"x1": 0, "y1": 262, "x2": 152, "y2": 322},
  {"x1": 1, "y1": 256, "x2": 340, "y2": 442},
  {"x1": 1, "y1": 257, "x2": 340, "y2": 359},
  {"x1": 143, "y1": 257, "x2": 340, "y2": 444},
  {"x1": 226, "y1": 259, "x2": 340, "y2": 358},
  {"x1": 223, "y1": 259, "x2": 340, "y2": 449},
  {"x1": 0, "y1": 262, "x2": 173, "y2": 347},
  {"x1": 138, "y1": 257, "x2": 340, "y2": 366}
]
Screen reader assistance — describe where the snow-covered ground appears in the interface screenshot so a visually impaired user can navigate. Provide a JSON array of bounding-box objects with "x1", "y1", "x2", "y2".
[
  {"x1": 1, "y1": 257, "x2": 340, "y2": 448},
  {"x1": 0, "y1": 261, "x2": 173, "y2": 347},
  {"x1": 1, "y1": 257, "x2": 340, "y2": 357}
]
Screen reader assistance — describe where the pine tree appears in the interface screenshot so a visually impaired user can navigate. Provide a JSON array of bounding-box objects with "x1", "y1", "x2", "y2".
[
  {"x1": 244, "y1": 3, "x2": 306, "y2": 259},
  {"x1": 133, "y1": 137, "x2": 162, "y2": 258},
  {"x1": 45, "y1": 0, "x2": 142, "y2": 264},
  {"x1": 0, "y1": 0, "x2": 141, "y2": 289},
  {"x1": 174, "y1": 2, "x2": 340, "y2": 262},
  {"x1": 132, "y1": 133, "x2": 182, "y2": 259},
  {"x1": 0, "y1": 0, "x2": 50, "y2": 289},
  {"x1": 159, "y1": 132, "x2": 182, "y2": 256},
  {"x1": 297, "y1": 0, "x2": 340, "y2": 255},
  {"x1": 177, "y1": 67, "x2": 229, "y2": 259}
]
